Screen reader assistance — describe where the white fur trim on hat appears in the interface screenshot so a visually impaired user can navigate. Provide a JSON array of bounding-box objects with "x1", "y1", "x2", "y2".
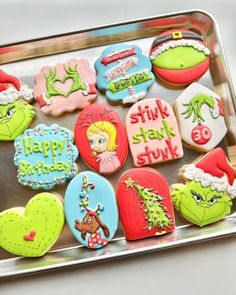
[{"x1": 0, "y1": 84, "x2": 33, "y2": 105}]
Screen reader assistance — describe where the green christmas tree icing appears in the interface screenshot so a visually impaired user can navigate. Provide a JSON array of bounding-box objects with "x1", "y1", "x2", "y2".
[{"x1": 124, "y1": 177, "x2": 172, "y2": 231}]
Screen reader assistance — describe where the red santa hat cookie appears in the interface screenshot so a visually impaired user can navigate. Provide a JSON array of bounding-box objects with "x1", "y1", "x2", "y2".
[{"x1": 150, "y1": 29, "x2": 210, "y2": 86}]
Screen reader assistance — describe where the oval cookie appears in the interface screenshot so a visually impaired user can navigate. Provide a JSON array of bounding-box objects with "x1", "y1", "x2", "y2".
[
  {"x1": 174, "y1": 82, "x2": 227, "y2": 152},
  {"x1": 0, "y1": 192, "x2": 65, "y2": 257},
  {"x1": 95, "y1": 44, "x2": 155, "y2": 104},
  {"x1": 34, "y1": 58, "x2": 97, "y2": 116},
  {"x1": 150, "y1": 29, "x2": 210, "y2": 86},
  {"x1": 117, "y1": 168, "x2": 175, "y2": 240},
  {"x1": 125, "y1": 98, "x2": 183, "y2": 167},
  {"x1": 171, "y1": 148, "x2": 236, "y2": 227},
  {"x1": 0, "y1": 69, "x2": 35, "y2": 141},
  {"x1": 65, "y1": 171, "x2": 118, "y2": 249},
  {"x1": 74, "y1": 103, "x2": 128, "y2": 174},
  {"x1": 14, "y1": 124, "x2": 78, "y2": 190}
]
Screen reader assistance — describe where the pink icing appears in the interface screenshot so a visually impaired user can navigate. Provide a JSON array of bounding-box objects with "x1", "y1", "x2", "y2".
[
  {"x1": 34, "y1": 58, "x2": 97, "y2": 116},
  {"x1": 96, "y1": 151, "x2": 121, "y2": 174},
  {"x1": 125, "y1": 98, "x2": 183, "y2": 167}
]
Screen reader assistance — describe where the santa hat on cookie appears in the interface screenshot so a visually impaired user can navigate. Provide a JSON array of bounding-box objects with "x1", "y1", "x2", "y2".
[{"x1": 182, "y1": 148, "x2": 236, "y2": 198}]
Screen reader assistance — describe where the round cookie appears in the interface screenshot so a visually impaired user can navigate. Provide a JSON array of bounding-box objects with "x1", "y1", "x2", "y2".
[
  {"x1": 150, "y1": 29, "x2": 210, "y2": 86},
  {"x1": 174, "y1": 82, "x2": 227, "y2": 152},
  {"x1": 34, "y1": 58, "x2": 97, "y2": 116},
  {"x1": 74, "y1": 103, "x2": 128, "y2": 174},
  {"x1": 64, "y1": 171, "x2": 118, "y2": 249},
  {"x1": 95, "y1": 43, "x2": 155, "y2": 104},
  {"x1": 117, "y1": 167, "x2": 175, "y2": 240},
  {"x1": 125, "y1": 98, "x2": 183, "y2": 167},
  {"x1": 0, "y1": 69, "x2": 35, "y2": 141},
  {"x1": 171, "y1": 148, "x2": 236, "y2": 227},
  {"x1": 0, "y1": 192, "x2": 65, "y2": 257},
  {"x1": 14, "y1": 124, "x2": 78, "y2": 190}
]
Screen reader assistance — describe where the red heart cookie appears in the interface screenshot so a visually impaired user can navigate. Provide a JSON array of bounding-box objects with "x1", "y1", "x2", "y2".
[{"x1": 116, "y1": 168, "x2": 175, "y2": 240}]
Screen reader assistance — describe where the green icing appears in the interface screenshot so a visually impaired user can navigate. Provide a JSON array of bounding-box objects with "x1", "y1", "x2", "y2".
[
  {"x1": 124, "y1": 177, "x2": 172, "y2": 231},
  {"x1": 181, "y1": 93, "x2": 216, "y2": 122},
  {"x1": 0, "y1": 101, "x2": 35, "y2": 141},
  {"x1": 152, "y1": 47, "x2": 207, "y2": 70},
  {"x1": 0, "y1": 193, "x2": 64, "y2": 257},
  {"x1": 108, "y1": 70, "x2": 152, "y2": 93},
  {"x1": 171, "y1": 181, "x2": 232, "y2": 227}
]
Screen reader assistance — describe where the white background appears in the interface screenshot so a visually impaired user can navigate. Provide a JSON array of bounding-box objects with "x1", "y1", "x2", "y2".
[{"x1": 1, "y1": 1, "x2": 236, "y2": 294}]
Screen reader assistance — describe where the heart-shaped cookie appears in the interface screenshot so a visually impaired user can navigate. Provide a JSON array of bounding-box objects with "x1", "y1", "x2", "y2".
[{"x1": 0, "y1": 192, "x2": 65, "y2": 257}]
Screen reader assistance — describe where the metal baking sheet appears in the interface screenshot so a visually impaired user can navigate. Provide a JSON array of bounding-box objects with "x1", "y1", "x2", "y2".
[{"x1": 1, "y1": 9, "x2": 236, "y2": 279}]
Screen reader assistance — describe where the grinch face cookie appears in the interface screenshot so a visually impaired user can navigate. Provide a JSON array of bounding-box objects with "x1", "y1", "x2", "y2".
[
  {"x1": 65, "y1": 171, "x2": 118, "y2": 249},
  {"x1": 95, "y1": 44, "x2": 155, "y2": 104},
  {"x1": 150, "y1": 29, "x2": 210, "y2": 86},
  {"x1": 171, "y1": 148, "x2": 236, "y2": 227},
  {"x1": 0, "y1": 70, "x2": 35, "y2": 141},
  {"x1": 74, "y1": 103, "x2": 128, "y2": 174},
  {"x1": 0, "y1": 192, "x2": 65, "y2": 257},
  {"x1": 174, "y1": 83, "x2": 227, "y2": 152},
  {"x1": 125, "y1": 98, "x2": 183, "y2": 167},
  {"x1": 14, "y1": 124, "x2": 78, "y2": 190},
  {"x1": 117, "y1": 168, "x2": 175, "y2": 240},
  {"x1": 34, "y1": 58, "x2": 97, "y2": 116}
]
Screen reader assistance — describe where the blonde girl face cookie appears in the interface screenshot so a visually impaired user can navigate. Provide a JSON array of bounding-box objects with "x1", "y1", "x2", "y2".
[{"x1": 75, "y1": 103, "x2": 128, "y2": 175}]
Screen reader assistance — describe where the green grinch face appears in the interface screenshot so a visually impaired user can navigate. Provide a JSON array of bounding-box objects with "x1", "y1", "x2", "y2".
[
  {"x1": 172, "y1": 181, "x2": 232, "y2": 227},
  {"x1": 0, "y1": 101, "x2": 35, "y2": 141},
  {"x1": 152, "y1": 47, "x2": 208, "y2": 70}
]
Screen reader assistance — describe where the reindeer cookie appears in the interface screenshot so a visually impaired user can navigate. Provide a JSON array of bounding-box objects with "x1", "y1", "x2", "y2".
[
  {"x1": 64, "y1": 171, "x2": 118, "y2": 249},
  {"x1": 0, "y1": 70, "x2": 35, "y2": 141},
  {"x1": 171, "y1": 148, "x2": 236, "y2": 227},
  {"x1": 174, "y1": 83, "x2": 227, "y2": 152},
  {"x1": 117, "y1": 168, "x2": 175, "y2": 240},
  {"x1": 95, "y1": 43, "x2": 155, "y2": 104},
  {"x1": 125, "y1": 98, "x2": 183, "y2": 167},
  {"x1": 34, "y1": 58, "x2": 97, "y2": 116},
  {"x1": 74, "y1": 103, "x2": 128, "y2": 174}
]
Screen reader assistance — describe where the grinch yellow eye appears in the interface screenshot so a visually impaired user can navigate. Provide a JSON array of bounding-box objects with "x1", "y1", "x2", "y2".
[
  {"x1": 208, "y1": 196, "x2": 221, "y2": 206},
  {"x1": 6, "y1": 109, "x2": 13, "y2": 119},
  {"x1": 191, "y1": 190, "x2": 203, "y2": 204}
]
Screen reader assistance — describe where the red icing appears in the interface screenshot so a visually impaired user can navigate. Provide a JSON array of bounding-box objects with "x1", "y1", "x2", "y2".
[
  {"x1": 101, "y1": 48, "x2": 136, "y2": 65},
  {"x1": 153, "y1": 59, "x2": 210, "y2": 86},
  {"x1": 74, "y1": 103, "x2": 128, "y2": 174},
  {"x1": 116, "y1": 168, "x2": 175, "y2": 240},
  {"x1": 0, "y1": 69, "x2": 21, "y2": 92},
  {"x1": 24, "y1": 230, "x2": 36, "y2": 241},
  {"x1": 196, "y1": 148, "x2": 236, "y2": 185},
  {"x1": 191, "y1": 124, "x2": 212, "y2": 145}
]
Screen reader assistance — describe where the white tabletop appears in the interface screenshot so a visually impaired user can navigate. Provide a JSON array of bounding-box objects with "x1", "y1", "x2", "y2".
[{"x1": 1, "y1": 1, "x2": 235, "y2": 294}]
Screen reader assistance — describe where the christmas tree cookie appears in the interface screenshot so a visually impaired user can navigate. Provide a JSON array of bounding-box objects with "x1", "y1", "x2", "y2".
[
  {"x1": 171, "y1": 148, "x2": 236, "y2": 227},
  {"x1": 116, "y1": 168, "x2": 175, "y2": 240},
  {"x1": 174, "y1": 83, "x2": 227, "y2": 152},
  {"x1": 0, "y1": 69, "x2": 35, "y2": 141},
  {"x1": 0, "y1": 192, "x2": 65, "y2": 257}
]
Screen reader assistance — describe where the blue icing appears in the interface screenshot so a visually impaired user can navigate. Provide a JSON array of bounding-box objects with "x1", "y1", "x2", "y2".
[
  {"x1": 14, "y1": 124, "x2": 78, "y2": 190},
  {"x1": 64, "y1": 171, "x2": 118, "y2": 249},
  {"x1": 95, "y1": 44, "x2": 155, "y2": 103},
  {"x1": 90, "y1": 24, "x2": 139, "y2": 37}
]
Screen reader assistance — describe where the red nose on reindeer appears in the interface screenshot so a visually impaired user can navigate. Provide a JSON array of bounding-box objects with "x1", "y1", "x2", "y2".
[
  {"x1": 90, "y1": 184, "x2": 95, "y2": 190},
  {"x1": 88, "y1": 211, "x2": 95, "y2": 216}
]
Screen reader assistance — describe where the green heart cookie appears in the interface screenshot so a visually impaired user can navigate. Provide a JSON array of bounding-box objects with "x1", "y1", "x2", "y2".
[{"x1": 0, "y1": 192, "x2": 64, "y2": 257}]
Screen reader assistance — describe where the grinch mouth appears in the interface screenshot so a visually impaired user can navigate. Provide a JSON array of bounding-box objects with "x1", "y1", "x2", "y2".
[{"x1": 150, "y1": 40, "x2": 210, "y2": 61}]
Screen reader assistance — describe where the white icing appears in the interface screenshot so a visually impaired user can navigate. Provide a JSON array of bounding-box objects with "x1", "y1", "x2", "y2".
[
  {"x1": 150, "y1": 39, "x2": 210, "y2": 60},
  {"x1": 0, "y1": 84, "x2": 33, "y2": 105},
  {"x1": 122, "y1": 91, "x2": 145, "y2": 104},
  {"x1": 210, "y1": 96, "x2": 220, "y2": 119},
  {"x1": 82, "y1": 82, "x2": 89, "y2": 96},
  {"x1": 41, "y1": 92, "x2": 52, "y2": 105},
  {"x1": 182, "y1": 164, "x2": 236, "y2": 197}
]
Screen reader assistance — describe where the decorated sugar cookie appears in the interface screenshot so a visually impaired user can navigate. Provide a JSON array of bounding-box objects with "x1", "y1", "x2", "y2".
[
  {"x1": 34, "y1": 58, "x2": 97, "y2": 116},
  {"x1": 171, "y1": 148, "x2": 236, "y2": 227},
  {"x1": 174, "y1": 83, "x2": 227, "y2": 152},
  {"x1": 0, "y1": 70, "x2": 35, "y2": 141},
  {"x1": 117, "y1": 168, "x2": 175, "y2": 240},
  {"x1": 74, "y1": 103, "x2": 128, "y2": 174},
  {"x1": 125, "y1": 98, "x2": 183, "y2": 167},
  {"x1": 0, "y1": 192, "x2": 64, "y2": 257},
  {"x1": 65, "y1": 171, "x2": 118, "y2": 249},
  {"x1": 14, "y1": 124, "x2": 78, "y2": 190},
  {"x1": 150, "y1": 29, "x2": 210, "y2": 86},
  {"x1": 95, "y1": 44, "x2": 155, "y2": 104}
]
